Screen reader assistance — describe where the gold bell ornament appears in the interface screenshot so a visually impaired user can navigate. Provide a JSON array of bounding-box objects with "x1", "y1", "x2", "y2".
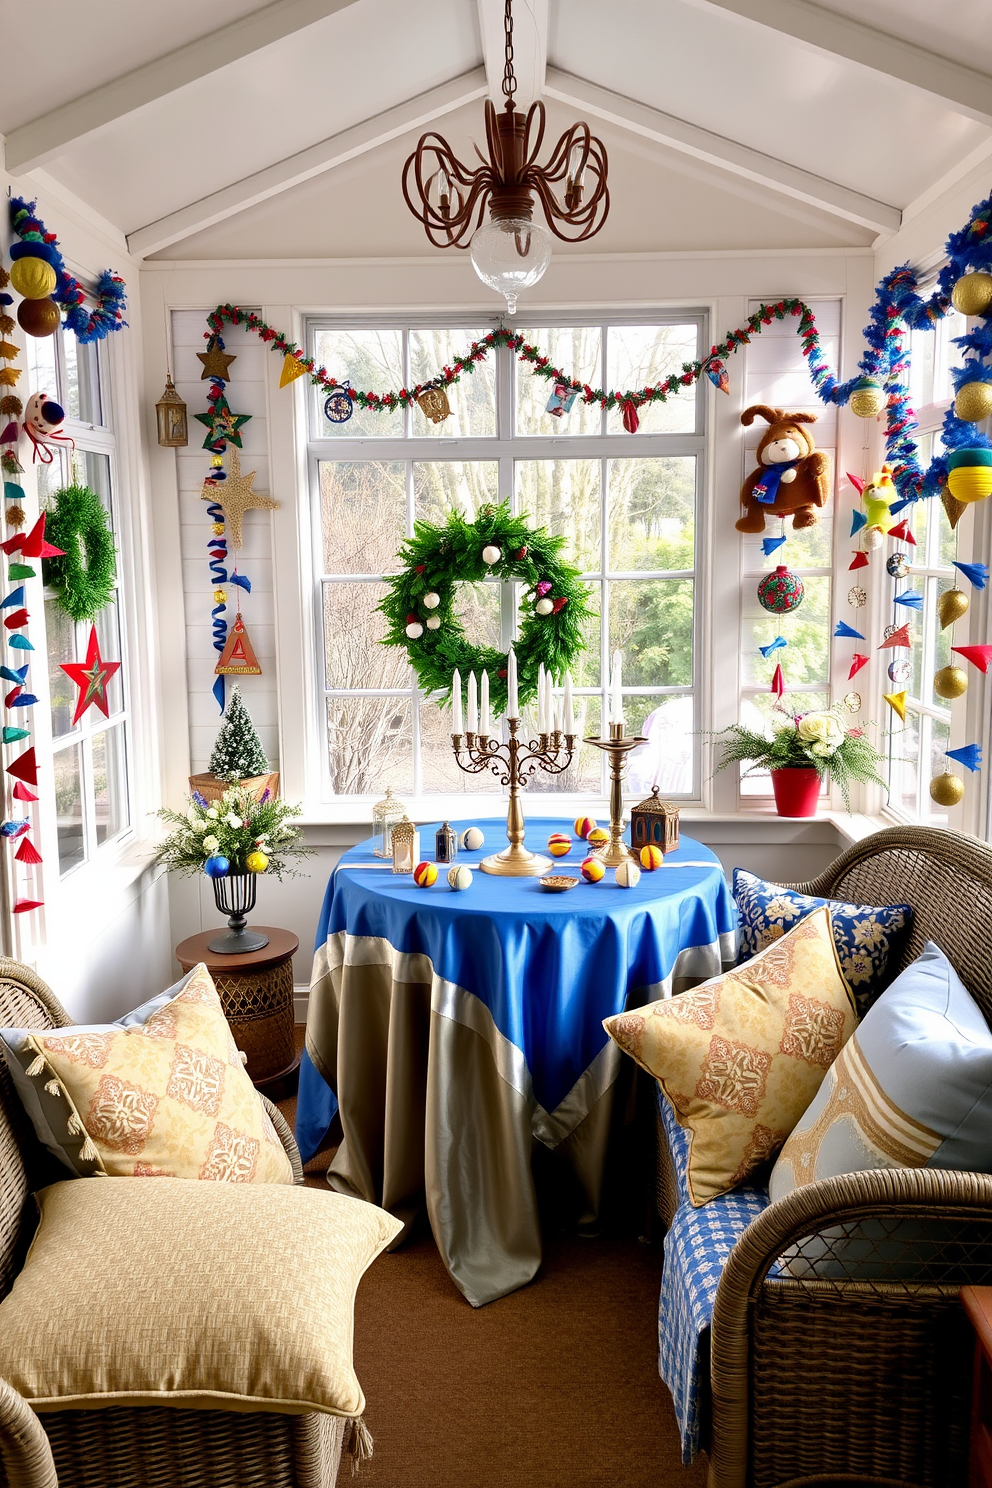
[
  {"x1": 929, "y1": 770, "x2": 965, "y2": 808},
  {"x1": 951, "y1": 271, "x2": 992, "y2": 318},
  {"x1": 947, "y1": 448, "x2": 992, "y2": 506},
  {"x1": 849, "y1": 378, "x2": 886, "y2": 419},
  {"x1": 954, "y1": 382, "x2": 992, "y2": 424},
  {"x1": 934, "y1": 665, "x2": 968, "y2": 699},
  {"x1": 937, "y1": 587, "x2": 970, "y2": 630}
]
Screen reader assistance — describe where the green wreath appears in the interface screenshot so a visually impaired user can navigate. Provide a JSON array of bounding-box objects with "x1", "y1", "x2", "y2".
[
  {"x1": 42, "y1": 484, "x2": 117, "y2": 621},
  {"x1": 379, "y1": 504, "x2": 593, "y2": 714}
]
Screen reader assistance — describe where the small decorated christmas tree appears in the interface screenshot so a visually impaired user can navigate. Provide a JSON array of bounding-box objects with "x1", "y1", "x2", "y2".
[{"x1": 209, "y1": 686, "x2": 269, "y2": 782}]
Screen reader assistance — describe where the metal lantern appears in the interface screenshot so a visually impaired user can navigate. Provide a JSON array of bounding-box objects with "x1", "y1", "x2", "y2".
[
  {"x1": 372, "y1": 786, "x2": 406, "y2": 859},
  {"x1": 156, "y1": 373, "x2": 188, "y2": 447},
  {"x1": 391, "y1": 817, "x2": 420, "y2": 875},
  {"x1": 435, "y1": 821, "x2": 457, "y2": 864},
  {"x1": 630, "y1": 786, "x2": 680, "y2": 856}
]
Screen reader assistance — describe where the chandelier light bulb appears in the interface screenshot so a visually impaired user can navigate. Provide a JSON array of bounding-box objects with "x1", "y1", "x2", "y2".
[
  {"x1": 469, "y1": 216, "x2": 553, "y2": 314},
  {"x1": 565, "y1": 143, "x2": 586, "y2": 210}
]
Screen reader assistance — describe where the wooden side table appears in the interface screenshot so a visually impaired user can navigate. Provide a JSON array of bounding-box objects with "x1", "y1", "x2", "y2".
[
  {"x1": 962, "y1": 1287, "x2": 992, "y2": 1487},
  {"x1": 175, "y1": 928, "x2": 300, "y2": 1096}
]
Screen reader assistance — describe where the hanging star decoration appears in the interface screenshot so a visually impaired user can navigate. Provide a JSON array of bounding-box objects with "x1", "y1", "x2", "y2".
[
  {"x1": 201, "y1": 448, "x2": 280, "y2": 549},
  {"x1": 197, "y1": 338, "x2": 238, "y2": 383},
  {"x1": 60, "y1": 625, "x2": 121, "y2": 725},
  {"x1": 194, "y1": 392, "x2": 251, "y2": 451}
]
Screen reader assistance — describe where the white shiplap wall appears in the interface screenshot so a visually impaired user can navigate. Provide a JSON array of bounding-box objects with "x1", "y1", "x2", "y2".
[{"x1": 171, "y1": 311, "x2": 279, "y2": 773}]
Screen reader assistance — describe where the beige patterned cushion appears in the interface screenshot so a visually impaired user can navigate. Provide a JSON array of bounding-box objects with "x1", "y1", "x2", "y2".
[
  {"x1": 0, "y1": 1178, "x2": 401, "y2": 1414},
  {"x1": 4, "y1": 964, "x2": 293, "y2": 1184},
  {"x1": 604, "y1": 906, "x2": 857, "y2": 1204}
]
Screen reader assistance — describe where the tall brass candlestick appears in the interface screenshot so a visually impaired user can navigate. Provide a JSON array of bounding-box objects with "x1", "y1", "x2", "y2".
[
  {"x1": 583, "y1": 721, "x2": 647, "y2": 868},
  {"x1": 451, "y1": 717, "x2": 575, "y2": 876}
]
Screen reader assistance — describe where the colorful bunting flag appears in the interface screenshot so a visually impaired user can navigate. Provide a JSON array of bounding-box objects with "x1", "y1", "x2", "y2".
[
  {"x1": 834, "y1": 621, "x2": 864, "y2": 640},
  {"x1": 761, "y1": 534, "x2": 787, "y2": 555},
  {"x1": 0, "y1": 587, "x2": 24, "y2": 608},
  {"x1": 758, "y1": 637, "x2": 787, "y2": 658},
  {"x1": 12, "y1": 900, "x2": 43, "y2": 913},
  {"x1": 951, "y1": 644, "x2": 992, "y2": 673},
  {"x1": 14, "y1": 837, "x2": 41, "y2": 864},
  {"x1": 953, "y1": 561, "x2": 990, "y2": 590},
  {"x1": 11, "y1": 781, "x2": 37, "y2": 802},
  {"x1": 848, "y1": 654, "x2": 869, "y2": 678},
  {"x1": 849, "y1": 551, "x2": 870, "y2": 570},
  {"x1": 1, "y1": 727, "x2": 28, "y2": 743},
  {"x1": 771, "y1": 664, "x2": 784, "y2": 696},
  {"x1": 6, "y1": 748, "x2": 37, "y2": 785},
  {"x1": 947, "y1": 744, "x2": 982, "y2": 773},
  {"x1": 879, "y1": 625, "x2": 912, "y2": 650},
  {"x1": 887, "y1": 520, "x2": 916, "y2": 546},
  {"x1": 893, "y1": 592, "x2": 924, "y2": 610},
  {"x1": 883, "y1": 691, "x2": 907, "y2": 721},
  {"x1": 849, "y1": 511, "x2": 867, "y2": 536}
]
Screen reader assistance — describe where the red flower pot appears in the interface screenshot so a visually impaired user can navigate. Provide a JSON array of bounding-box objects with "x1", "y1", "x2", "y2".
[{"x1": 770, "y1": 767, "x2": 821, "y2": 818}]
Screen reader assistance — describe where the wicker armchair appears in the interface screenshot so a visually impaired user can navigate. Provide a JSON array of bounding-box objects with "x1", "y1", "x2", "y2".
[
  {"x1": 0, "y1": 959, "x2": 350, "y2": 1488},
  {"x1": 656, "y1": 826, "x2": 992, "y2": 1488}
]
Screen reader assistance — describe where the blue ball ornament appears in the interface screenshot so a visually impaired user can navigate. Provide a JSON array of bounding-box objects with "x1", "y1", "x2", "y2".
[{"x1": 204, "y1": 855, "x2": 230, "y2": 878}]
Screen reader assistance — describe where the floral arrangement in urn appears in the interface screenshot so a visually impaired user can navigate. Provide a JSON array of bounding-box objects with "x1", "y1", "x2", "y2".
[{"x1": 714, "y1": 704, "x2": 886, "y2": 816}]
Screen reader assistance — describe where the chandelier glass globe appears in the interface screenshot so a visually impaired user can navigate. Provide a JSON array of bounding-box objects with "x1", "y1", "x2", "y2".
[{"x1": 469, "y1": 217, "x2": 553, "y2": 314}]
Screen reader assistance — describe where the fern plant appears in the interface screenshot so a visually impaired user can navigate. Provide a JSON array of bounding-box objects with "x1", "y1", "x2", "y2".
[{"x1": 714, "y1": 706, "x2": 886, "y2": 809}]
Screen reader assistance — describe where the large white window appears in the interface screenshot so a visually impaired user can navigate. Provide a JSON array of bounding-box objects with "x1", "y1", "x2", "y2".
[
  {"x1": 26, "y1": 328, "x2": 131, "y2": 875},
  {"x1": 308, "y1": 316, "x2": 704, "y2": 803}
]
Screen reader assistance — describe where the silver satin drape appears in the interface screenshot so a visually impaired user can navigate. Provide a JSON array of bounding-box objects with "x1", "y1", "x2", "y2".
[{"x1": 306, "y1": 928, "x2": 736, "y2": 1306}]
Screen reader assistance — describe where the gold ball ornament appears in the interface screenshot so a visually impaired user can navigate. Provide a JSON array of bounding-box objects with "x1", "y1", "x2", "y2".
[
  {"x1": 951, "y1": 271, "x2": 992, "y2": 318},
  {"x1": 954, "y1": 382, "x2": 992, "y2": 424},
  {"x1": 615, "y1": 859, "x2": 641, "y2": 889},
  {"x1": 849, "y1": 380, "x2": 886, "y2": 419},
  {"x1": 937, "y1": 587, "x2": 970, "y2": 630},
  {"x1": 934, "y1": 664, "x2": 968, "y2": 699},
  {"x1": 245, "y1": 851, "x2": 269, "y2": 873},
  {"x1": 17, "y1": 297, "x2": 60, "y2": 337},
  {"x1": 9, "y1": 257, "x2": 57, "y2": 300},
  {"x1": 929, "y1": 770, "x2": 965, "y2": 808}
]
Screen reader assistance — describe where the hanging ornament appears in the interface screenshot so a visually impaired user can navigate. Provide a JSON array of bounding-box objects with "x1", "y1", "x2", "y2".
[
  {"x1": 848, "y1": 654, "x2": 869, "y2": 678},
  {"x1": 5, "y1": 748, "x2": 37, "y2": 785},
  {"x1": 17, "y1": 299, "x2": 60, "y2": 338},
  {"x1": 200, "y1": 449, "x2": 279, "y2": 549},
  {"x1": 953, "y1": 560, "x2": 989, "y2": 590},
  {"x1": 951, "y1": 644, "x2": 992, "y2": 673},
  {"x1": 14, "y1": 837, "x2": 41, "y2": 865},
  {"x1": 197, "y1": 340, "x2": 237, "y2": 382},
  {"x1": 929, "y1": 770, "x2": 965, "y2": 807},
  {"x1": 60, "y1": 626, "x2": 121, "y2": 725},
  {"x1": 761, "y1": 534, "x2": 787, "y2": 555},
  {"x1": 22, "y1": 393, "x2": 73, "y2": 465},
  {"x1": 946, "y1": 449, "x2": 992, "y2": 506},
  {"x1": 849, "y1": 378, "x2": 886, "y2": 418},
  {"x1": 703, "y1": 357, "x2": 730, "y2": 394},
  {"x1": 215, "y1": 613, "x2": 262, "y2": 676},
  {"x1": 770, "y1": 663, "x2": 784, "y2": 696},
  {"x1": 323, "y1": 387, "x2": 354, "y2": 424},
  {"x1": 887, "y1": 659, "x2": 911, "y2": 684},
  {"x1": 9, "y1": 258, "x2": 56, "y2": 300},
  {"x1": 883, "y1": 691, "x2": 908, "y2": 721},
  {"x1": 757, "y1": 565, "x2": 803, "y2": 614},
  {"x1": 934, "y1": 665, "x2": 968, "y2": 699},
  {"x1": 886, "y1": 553, "x2": 909, "y2": 579},
  {"x1": 482, "y1": 545, "x2": 501, "y2": 566},
  {"x1": 843, "y1": 692, "x2": 861, "y2": 712},
  {"x1": 545, "y1": 382, "x2": 578, "y2": 418},
  {"x1": 155, "y1": 373, "x2": 188, "y2": 447},
  {"x1": 879, "y1": 625, "x2": 912, "y2": 650},
  {"x1": 833, "y1": 621, "x2": 864, "y2": 640},
  {"x1": 861, "y1": 528, "x2": 884, "y2": 552},
  {"x1": 947, "y1": 744, "x2": 982, "y2": 773},
  {"x1": 893, "y1": 591, "x2": 924, "y2": 610},
  {"x1": 887, "y1": 519, "x2": 917, "y2": 546},
  {"x1": 758, "y1": 637, "x2": 787, "y2": 658},
  {"x1": 279, "y1": 353, "x2": 309, "y2": 388},
  {"x1": 849, "y1": 510, "x2": 867, "y2": 537},
  {"x1": 848, "y1": 586, "x2": 867, "y2": 609},
  {"x1": 416, "y1": 385, "x2": 451, "y2": 424},
  {"x1": 849, "y1": 551, "x2": 870, "y2": 570},
  {"x1": 951, "y1": 271, "x2": 992, "y2": 318},
  {"x1": 937, "y1": 588, "x2": 970, "y2": 629},
  {"x1": 954, "y1": 381, "x2": 992, "y2": 424},
  {"x1": 942, "y1": 490, "x2": 967, "y2": 533},
  {"x1": 194, "y1": 393, "x2": 251, "y2": 451}
]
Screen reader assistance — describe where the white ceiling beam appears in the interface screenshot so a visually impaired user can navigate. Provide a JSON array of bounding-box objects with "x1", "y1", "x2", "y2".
[
  {"x1": 5, "y1": 0, "x2": 364, "y2": 174},
  {"x1": 477, "y1": 0, "x2": 548, "y2": 107},
  {"x1": 126, "y1": 69, "x2": 489, "y2": 258},
  {"x1": 691, "y1": 0, "x2": 992, "y2": 126},
  {"x1": 544, "y1": 68, "x2": 901, "y2": 234}
]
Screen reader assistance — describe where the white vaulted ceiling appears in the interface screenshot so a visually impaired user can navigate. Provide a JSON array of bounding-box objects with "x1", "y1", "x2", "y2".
[{"x1": 0, "y1": 0, "x2": 988, "y2": 260}]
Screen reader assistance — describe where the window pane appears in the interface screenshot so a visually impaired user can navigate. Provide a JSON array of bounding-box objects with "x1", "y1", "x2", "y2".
[
  {"x1": 516, "y1": 459, "x2": 600, "y2": 574},
  {"x1": 608, "y1": 457, "x2": 695, "y2": 572},
  {"x1": 54, "y1": 744, "x2": 85, "y2": 873},
  {"x1": 419, "y1": 703, "x2": 509, "y2": 795},
  {"x1": 26, "y1": 333, "x2": 58, "y2": 401},
  {"x1": 610, "y1": 578, "x2": 694, "y2": 688},
  {"x1": 742, "y1": 577, "x2": 831, "y2": 687},
  {"x1": 625, "y1": 694, "x2": 695, "y2": 796},
  {"x1": 606, "y1": 324, "x2": 697, "y2": 434},
  {"x1": 37, "y1": 449, "x2": 69, "y2": 507},
  {"x1": 93, "y1": 724, "x2": 128, "y2": 844},
  {"x1": 94, "y1": 598, "x2": 125, "y2": 717},
  {"x1": 327, "y1": 696, "x2": 412, "y2": 795},
  {"x1": 46, "y1": 599, "x2": 77, "y2": 738},
  {"x1": 63, "y1": 332, "x2": 102, "y2": 425},
  {"x1": 312, "y1": 329, "x2": 404, "y2": 438},
  {"x1": 319, "y1": 461, "x2": 405, "y2": 575},
  {"x1": 526, "y1": 693, "x2": 603, "y2": 795},
  {"x1": 888, "y1": 708, "x2": 919, "y2": 818},
  {"x1": 322, "y1": 582, "x2": 407, "y2": 690},
  {"x1": 741, "y1": 511, "x2": 834, "y2": 572},
  {"x1": 409, "y1": 330, "x2": 495, "y2": 438},
  {"x1": 515, "y1": 327, "x2": 602, "y2": 436},
  {"x1": 73, "y1": 450, "x2": 112, "y2": 516},
  {"x1": 414, "y1": 460, "x2": 499, "y2": 525},
  {"x1": 934, "y1": 309, "x2": 967, "y2": 404},
  {"x1": 929, "y1": 715, "x2": 951, "y2": 820}
]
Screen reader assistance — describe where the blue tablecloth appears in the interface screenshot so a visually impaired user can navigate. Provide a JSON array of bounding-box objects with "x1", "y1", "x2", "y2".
[{"x1": 299, "y1": 819, "x2": 737, "y2": 1304}]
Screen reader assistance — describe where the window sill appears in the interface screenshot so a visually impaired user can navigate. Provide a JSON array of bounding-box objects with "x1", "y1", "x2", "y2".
[{"x1": 50, "y1": 834, "x2": 167, "y2": 928}]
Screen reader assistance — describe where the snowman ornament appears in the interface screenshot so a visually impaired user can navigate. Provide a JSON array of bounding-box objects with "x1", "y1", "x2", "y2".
[{"x1": 23, "y1": 392, "x2": 74, "y2": 465}]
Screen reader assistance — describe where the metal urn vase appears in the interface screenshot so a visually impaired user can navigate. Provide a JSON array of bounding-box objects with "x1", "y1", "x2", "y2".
[{"x1": 208, "y1": 872, "x2": 270, "y2": 954}]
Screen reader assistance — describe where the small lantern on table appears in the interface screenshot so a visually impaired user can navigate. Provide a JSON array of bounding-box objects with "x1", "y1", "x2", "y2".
[
  {"x1": 630, "y1": 786, "x2": 680, "y2": 857},
  {"x1": 435, "y1": 821, "x2": 457, "y2": 864},
  {"x1": 373, "y1": 787, "x2": 407, "y2": 859},
  {"x1": 391, "y1": 817, "x2": 420, "y2": 875}
]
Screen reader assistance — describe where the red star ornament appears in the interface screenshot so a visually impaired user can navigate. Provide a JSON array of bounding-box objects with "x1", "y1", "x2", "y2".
[{"x1": 60, "y1": 626, "x2": 121, "y2": 726}]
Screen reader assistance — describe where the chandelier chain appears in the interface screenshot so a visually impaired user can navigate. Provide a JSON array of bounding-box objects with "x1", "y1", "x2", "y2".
[{"x1": 502, "y1": 0, "x2": 516, "y2": 102}]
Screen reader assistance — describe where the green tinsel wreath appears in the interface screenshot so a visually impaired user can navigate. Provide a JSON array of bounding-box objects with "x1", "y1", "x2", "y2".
[
  {"x1": 42, "y1": 484, "x2": 117, "y2": 621},
  {"x1": 379, "y1": 504, "x2": 593, "y2": 714}
]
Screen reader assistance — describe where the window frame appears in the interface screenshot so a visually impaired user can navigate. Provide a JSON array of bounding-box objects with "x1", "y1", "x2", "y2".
[{"x1": 305, "y1": 309, "x2": 707, "y2": 808}]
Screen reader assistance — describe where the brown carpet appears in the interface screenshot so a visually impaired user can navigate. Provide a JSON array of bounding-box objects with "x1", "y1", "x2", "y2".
[{"x1": 279, "y1": 1043, "x2": 705, "y2": 1487}]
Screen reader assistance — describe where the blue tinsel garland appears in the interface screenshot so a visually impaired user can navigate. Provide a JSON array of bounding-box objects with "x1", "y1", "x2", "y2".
[{"x1": 9, "y1": 198, "x2": 127, "y2": 343}]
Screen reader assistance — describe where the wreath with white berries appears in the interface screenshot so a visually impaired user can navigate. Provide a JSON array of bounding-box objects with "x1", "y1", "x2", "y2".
[{"x1": 379, "y1": 504, "x2": 593, "y2": 714}]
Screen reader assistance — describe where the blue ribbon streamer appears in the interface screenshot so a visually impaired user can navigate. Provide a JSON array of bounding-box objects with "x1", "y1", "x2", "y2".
[{"x1": 206, "y1": 499, "x2": 228, "y2": 714}]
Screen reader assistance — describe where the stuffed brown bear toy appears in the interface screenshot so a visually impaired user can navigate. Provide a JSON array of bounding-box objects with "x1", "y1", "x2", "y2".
[{"x1": 736, "y1": 405, "x2": 831, "y2": 533}]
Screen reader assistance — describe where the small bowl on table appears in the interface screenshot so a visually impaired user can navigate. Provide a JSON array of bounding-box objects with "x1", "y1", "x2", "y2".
[{"x1": 539, "y1": 874, "x2": 580, "y2": 893}]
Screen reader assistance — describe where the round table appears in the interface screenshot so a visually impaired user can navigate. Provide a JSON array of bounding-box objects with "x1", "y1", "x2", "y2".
[
  {"x1": 175, "y1": 927, "x2": 299, "y2": 1094},
  {"x1": 299, "y1": 819, "x2": 737, "y2": 1306}
]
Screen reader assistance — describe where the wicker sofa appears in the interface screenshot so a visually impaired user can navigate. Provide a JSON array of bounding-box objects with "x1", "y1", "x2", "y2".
[
  {"x1": 655, "y1": 825, "x2": 992, "y2": 1488},
  {"x1": 0, "y1": 959, "x2": 351, "y2": 1488}
]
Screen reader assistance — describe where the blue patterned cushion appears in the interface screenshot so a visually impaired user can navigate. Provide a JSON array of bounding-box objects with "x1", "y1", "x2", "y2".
[
  {"x1": 657, "y1": 1092, "x2": 768, "y2": 1462},
  {"x1": 733, "y1": 868, "x2": 911, "y2": 1016}
]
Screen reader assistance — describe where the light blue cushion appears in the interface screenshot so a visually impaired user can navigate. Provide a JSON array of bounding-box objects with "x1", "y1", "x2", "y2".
[{"x1": 733, "y1": 867, "x2": 911, "y2": 1016}]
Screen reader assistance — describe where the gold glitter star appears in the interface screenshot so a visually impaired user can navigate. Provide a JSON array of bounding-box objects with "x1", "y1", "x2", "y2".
[
  {"x1": 197, "y1": 342, "x2": 238, "y2": 382},
  {"x1": 201, "y1": 449, "x2": 279, "y2": 549}
]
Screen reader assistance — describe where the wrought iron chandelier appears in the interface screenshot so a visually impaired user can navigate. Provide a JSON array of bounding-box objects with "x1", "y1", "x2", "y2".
[{"x1": 401, "y1": 0, "x2": 609, "y2": 313}]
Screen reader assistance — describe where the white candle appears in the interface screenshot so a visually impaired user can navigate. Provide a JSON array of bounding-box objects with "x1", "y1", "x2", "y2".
[
  {"x1": 564, "y1": 672, "x2": 574, "y2": 734},
  {"x1": 467, "y1": 671, "x2": 478, "y2": 733},
  {"x1": 480, "y1": 670, "x2": 490, "y2": 736},
  {"x1": 452, "y1": 669, "x2": 462, "y2": 734},
  {"x1": 610, "y1": 650, "x2": 624, "y2": 724},
  {"x1": 507, "y1": 645, "x2": 518, "y2": 719},
  {"x1": 554, "y1": 688, "x2": 564, "y2": 732},
  {"x1": 536, "y1": 663, "x2": 546, "y2": 732}
]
